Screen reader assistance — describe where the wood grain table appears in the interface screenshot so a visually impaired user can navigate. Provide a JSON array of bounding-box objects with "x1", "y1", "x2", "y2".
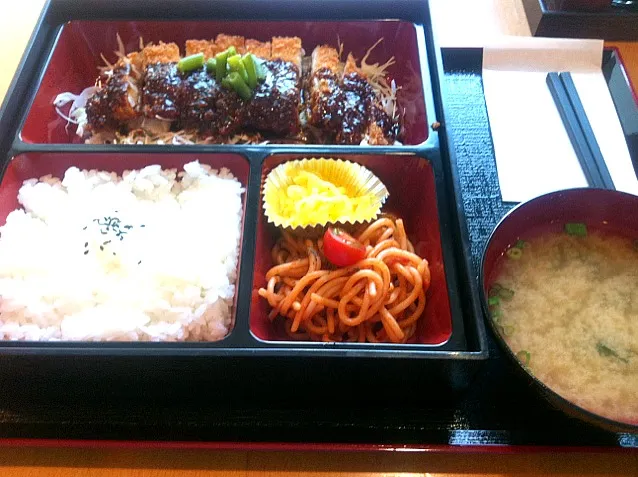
[{"x1": 0, "y1": 1, "x2": 636, "y2": 475}]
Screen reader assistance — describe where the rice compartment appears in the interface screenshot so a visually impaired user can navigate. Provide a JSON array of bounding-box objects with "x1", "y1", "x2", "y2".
[{"x1": 0, "y1": 160, "x2": 244, "y2": 342}]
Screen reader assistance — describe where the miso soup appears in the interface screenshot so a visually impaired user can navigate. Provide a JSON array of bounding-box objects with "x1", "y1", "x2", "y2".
[{"x1": 489, "y1": 228, "x2": 638, "y2": 424}]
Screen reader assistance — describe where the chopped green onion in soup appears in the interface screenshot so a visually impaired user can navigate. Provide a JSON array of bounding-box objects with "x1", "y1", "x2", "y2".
[
  {"x1": 596, "y1": 342, "x2": 629, "y2": 364},
  {"x1": 564, "y1": 222, "x2": 587, "y2": 237},
  {"x1": 488, "y1": 283, "x2": 503, "y2": 298},
  {"x1": 516, "y1": 350, "x2": 531, "y2": 366},
  {"x1": 506, "y1": 247, "x2": 523, "y2": 260},
  {"x1": 498, "y1": 287, "x2": 515, "y2": 300}
]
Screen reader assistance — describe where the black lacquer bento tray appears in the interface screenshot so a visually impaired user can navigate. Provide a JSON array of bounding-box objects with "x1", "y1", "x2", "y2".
[
  {"x1": 0, "y1": 0, "x2": 635, "y2": 451},
  {"x1": 522, "y1": 0, "x2": 638, "y2": 42}
]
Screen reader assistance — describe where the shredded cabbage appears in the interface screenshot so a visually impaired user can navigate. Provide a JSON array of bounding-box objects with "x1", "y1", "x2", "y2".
[{"x1": 53, "y1": 86, "x2": 98, "y2": 136}]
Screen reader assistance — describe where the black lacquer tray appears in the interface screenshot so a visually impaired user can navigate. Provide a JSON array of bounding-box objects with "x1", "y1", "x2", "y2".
[
  {"x1": 522, "y1": 0, "x2": 638, "y2": 41},
  {"x1": 0, "y1": 0, "x2": 636, "y2": 451}
]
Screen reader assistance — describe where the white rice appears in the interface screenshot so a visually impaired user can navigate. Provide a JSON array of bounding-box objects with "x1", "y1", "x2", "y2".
[{"x1": 0, "y1": 160, "x2": 244, "y2": 342}]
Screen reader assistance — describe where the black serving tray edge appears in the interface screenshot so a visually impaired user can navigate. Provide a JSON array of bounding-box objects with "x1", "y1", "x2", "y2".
[{"x1": 522, "y1": 0, "x2": 638, "y2": 41}]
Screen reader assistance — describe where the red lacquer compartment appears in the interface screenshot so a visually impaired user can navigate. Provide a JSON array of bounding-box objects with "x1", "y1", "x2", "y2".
[
  {"x1": 0, "y1": 152, "x2": 250, "y2": 341},
  {"x1": 251, "y1": 154, "x2": 452, "y2": 345},
  {"x1": 21, "y1": 20, "x2": 428, "y2": 145}
]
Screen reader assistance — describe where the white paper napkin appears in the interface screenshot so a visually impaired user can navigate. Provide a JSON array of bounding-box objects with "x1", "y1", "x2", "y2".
[{"x1": 482, "y1": 37, "x2": 638, "y2": 203}]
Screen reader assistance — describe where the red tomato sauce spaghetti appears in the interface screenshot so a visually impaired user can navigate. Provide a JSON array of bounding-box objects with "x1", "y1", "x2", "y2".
[{"x1": 258, "y1": 217, "x2": 431, "y2": 343}]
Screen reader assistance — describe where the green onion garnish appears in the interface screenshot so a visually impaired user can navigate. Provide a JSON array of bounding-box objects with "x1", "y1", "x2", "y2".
[
  {"x1": 177, "y1": 53, "x2": 205, "y2": 73},
  {"x1": 515, "y1": 239, "x2": 527, "y2": 249},
  {"x1": 596, "y1": 342, "x2": 629, "y2": 364},
  {"x1": 565, "y1": 222, "x2": 587, "y2": 237},
  {"x1": 215, "y1": 49, "x2": 231, "y2": 82},
  {"x1": 242, "y1": 54, "x2": 259, "y2": 88},
  {"x1": 488, "y1": 296, "x2": 500, "y2": 307},
  {"x1": 211, "y1": 48, "x2": 263, "y2": 100},
  {"x1": 223, "y1": 71, "x2": 253, "y2": 101},
  {"x1": 516, "y1": 350, "x2": 531, "y2": 366},
  {"x1": 498, "y1": 287, "x2": 515, "y2": 300},
  {"x1": 506, "y1": 247, "x2": 523, "y2": 260},
  {"x1": 502, "y1": 324, "x2": 515, "y2": 337},
  {"x1": 228, "y1": 54, "x2": 249, "y2": 83},
  {"x1": 490, "y1": 308, "x2": 502, "y2": 320},
  {"x1": 488, "y1": 283, "x2": 503, "y2": 298}
]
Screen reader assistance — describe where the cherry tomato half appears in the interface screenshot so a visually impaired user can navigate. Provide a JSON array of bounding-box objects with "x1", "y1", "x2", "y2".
[{"x1": 322, "y1": 227, "x2": 366, "y2": 267}]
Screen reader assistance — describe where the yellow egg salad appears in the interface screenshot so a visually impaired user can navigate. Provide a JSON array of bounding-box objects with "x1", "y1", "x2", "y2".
[{"x1": 263, "y1": 158, "x2": 388, "y2": 229}]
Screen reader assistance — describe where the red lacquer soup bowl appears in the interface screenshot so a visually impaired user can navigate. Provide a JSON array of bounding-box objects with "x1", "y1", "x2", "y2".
[{"x1": 481, "y1": 188, "x2": 638, "y2": 433}]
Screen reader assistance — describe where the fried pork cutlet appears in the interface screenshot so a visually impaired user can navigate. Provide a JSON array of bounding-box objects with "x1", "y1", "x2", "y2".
[
  {"x1": 350, "y1": 54, "x2": 397, "y2": 145},
  {"x1": 308, "y1": 48, "x2": 396, "y2": 145},
  {"x1": 215, "y1": 34, "x2": 246, "y2": 54},
  {"x1": 140, "y1": 42, "x2": 182, "y2": 120},
  {"x1": 245, "y1": 60, "x2": 301, "y2": 136},
  {"x1": 142, "y1": 63, "x2": 183, "y2": 120},
  {"x1": 308, "y1": 45, "x2": 342, "y2": 134},
  {"x1": 141, "y1": 42, "x2": 181, "y2": 67},
  {"x1": 366, "y1": 100, "x2": 397, "y2": 145},
  {"x1": 336, "y1": 53, "x2": 373, "y2": 145},
  {"x1": 85, "y1": 62, "x2": 140, "y2": 132},
  {"x1": 271, "y1": 36, "x2": 302, "y2": 71},
  {"x1": 182, "y1": 38, "x2": 247, "y2": 136},
  {"x1": 245, "y1": 39, "x2": 271, "y2": 60},
  {"x1": 179, "y1": 68, "x2": 221, "y2": 131},
  {"x1": 81, "y1": 34, "x2": 398, "y2": 144},
  {"x1": 179, "y1": 68, "x2": 244, "y2": 137},
  {"x1": 185, "y1": 39, "x2": 219, "y2": 59},
  {"x1": 243, "y1": 36, "x2": 302, "y2": 136}
]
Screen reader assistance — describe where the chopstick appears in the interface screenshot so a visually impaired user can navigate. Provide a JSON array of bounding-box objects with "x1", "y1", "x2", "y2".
[
  {"x1": 546, "y1": 72, "x2": 616, "y2": 190},
  {"x1": 558, "y1": 72, "x2": 616, "y2": 189}
]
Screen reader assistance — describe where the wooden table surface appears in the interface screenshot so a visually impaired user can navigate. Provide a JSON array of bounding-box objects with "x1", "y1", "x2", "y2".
[{"x1": 0, "y1": 1, "x2": 637, "y2": 475}]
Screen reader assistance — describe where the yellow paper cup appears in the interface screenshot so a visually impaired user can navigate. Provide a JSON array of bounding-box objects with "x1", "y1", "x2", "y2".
[{"x1": 263, "y1": 158, "x2": 389, "y2": 234}]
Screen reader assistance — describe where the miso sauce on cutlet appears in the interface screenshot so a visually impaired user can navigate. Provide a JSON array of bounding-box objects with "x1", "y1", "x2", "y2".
[
  {"x1": 246, "y1": 60, "x2": 301, "y2": 136},
  {"x1": 338, "y1": 72, "x2": 374, "y2": 145},
  {"x1": 142, "y1": 63, "x2": 182, "y2": 120}
]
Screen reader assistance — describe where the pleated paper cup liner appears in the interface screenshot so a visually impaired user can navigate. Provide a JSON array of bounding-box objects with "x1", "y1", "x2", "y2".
[{"x1": 263, "y1": 157, "x2": 389, "y2": 237}]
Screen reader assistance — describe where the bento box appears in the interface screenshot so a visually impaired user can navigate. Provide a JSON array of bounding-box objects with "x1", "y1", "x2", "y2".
[
  {"x1": 0, "y1": 0, "x2": 488, "y2": 393},
  {"x1": 0, "y1": 0, "x2": 636, "y2": 453}
]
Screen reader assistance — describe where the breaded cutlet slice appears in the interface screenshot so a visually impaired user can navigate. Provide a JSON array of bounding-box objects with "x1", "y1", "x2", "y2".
[
  {"x1": 86, "y1": 63, "x2": 141, "y2": 131},
  {"x1": 365, "y1": 122, "x2": 390, "y2": 146},
  {"x1": 245, "y1": 39, "x2": 271, "y2": 60},
  {"x1": 342, "y1": 53, "x2": 362, "y2": 76},
  {"x1": 142, "y1": 42, "x2": 181, "y2": 67},
  {"x1": 111, "y1": 69, "x2": 140, "y2": 122},
  {"x1": 272, "y1": 36, "x2": 302, "y2": 70},
  {"x1": 185, "y1": 39, "x2": 219, "y2": 59},
  {"x1": 310, "y1": 45, "x2": 340, "y2": 75},
  {"x1": 115, "y1": 51, "x2": 144, "y2": 78},
  {"x1": 215, "y1": 34, "x2": 245, "y2": 54},
  {"x1": 308, "y1": 45, "x2": 341, "y2": 130}
]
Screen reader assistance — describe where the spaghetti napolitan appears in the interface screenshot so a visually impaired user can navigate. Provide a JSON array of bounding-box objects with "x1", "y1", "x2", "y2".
[{"x1": 258, "y1": 217, "x2": 431, "y2": 343}]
